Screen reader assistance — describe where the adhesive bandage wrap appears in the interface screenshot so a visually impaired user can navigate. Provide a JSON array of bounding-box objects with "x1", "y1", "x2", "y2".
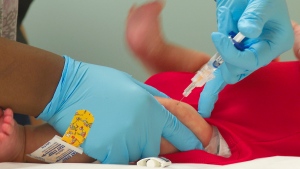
[
  {"x1": 61, "y1": 110, "x2": 94, "y2": 147},
  {"x1": 28, "y1": 110, "x2": 94, "y2": 163}
]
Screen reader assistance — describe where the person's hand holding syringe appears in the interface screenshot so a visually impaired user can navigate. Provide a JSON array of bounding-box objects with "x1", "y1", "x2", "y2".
[{"x1": 180, "y1": 32, "x2": 245, "y2": 101}]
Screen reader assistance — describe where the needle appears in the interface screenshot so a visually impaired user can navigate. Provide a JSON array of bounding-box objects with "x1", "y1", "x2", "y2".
[{"x1": 177, "y1": 97, "x2": 184, "y2": 105}]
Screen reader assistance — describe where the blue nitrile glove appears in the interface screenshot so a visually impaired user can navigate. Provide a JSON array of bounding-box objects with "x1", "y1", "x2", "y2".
[
  {"x1": 199, "y1": 0, "x2": 294, "y2": 118},
  {"x1": 38, "y1": 56, "x2": 203, "y2": 164}
]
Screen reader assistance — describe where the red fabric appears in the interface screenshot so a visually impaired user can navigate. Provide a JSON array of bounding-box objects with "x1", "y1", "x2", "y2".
[{"x1": 145, "y1": 61, "x2": 300, "y2": 165}]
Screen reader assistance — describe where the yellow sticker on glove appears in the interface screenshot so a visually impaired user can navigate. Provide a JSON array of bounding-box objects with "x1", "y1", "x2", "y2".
[{"x1": 62, "y1": 110, "x2": 94, "y2": 147}]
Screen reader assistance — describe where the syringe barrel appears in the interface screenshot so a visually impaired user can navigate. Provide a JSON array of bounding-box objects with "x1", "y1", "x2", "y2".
[
  {"x1": 208, "y1": 52, "x2": 223, "y2": 69},
  {"x1": 182, "y1": 31, "x2": 246, "y2": 98}
]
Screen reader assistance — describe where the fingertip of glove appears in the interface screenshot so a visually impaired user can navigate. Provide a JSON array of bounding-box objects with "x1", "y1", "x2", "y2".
[
  {"x1": 197, "y1": 107, "x2": 212, "y2": 118},
  {"x1": 211, "y1": 32, "x2": 236, "y2": 58},
  {"x1": 198, "y1": 95, "x2": 214, "y2": 118},
  {"x1": 238, "y1": 20, "x2": 262, "y2": 38},
  {"x1": 211, "y1": 32, "x2": 227, "y2": 46},
  {"x1": 159, "y1": 92, "x2": 170, "y2": 98}
]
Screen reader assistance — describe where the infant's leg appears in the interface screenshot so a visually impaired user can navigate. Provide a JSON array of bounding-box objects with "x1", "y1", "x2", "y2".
[
  {"x1": 0, "y1": 108, "x2": 25, "y2": 162},
  {"x1": 126, "y1": 0, "x2": 165, "y2": 73},
  {"x1": 126, "y1": 1, "x2": 210, "y2": 74},
  {"x1": 292, "y1": 21, "x2": 300, "y2": 60}
]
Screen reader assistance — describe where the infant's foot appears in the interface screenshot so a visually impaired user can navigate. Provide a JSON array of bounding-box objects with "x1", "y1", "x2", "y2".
[
  {"x1": 126, "y1": 0, "x2": 165, "y2": 61},
  {"x1": 292, "y1": 21, "x2": 300, "y2": 60},
  {"x1": 0, "y1": 108, "x2": 25, "y2": 162}
]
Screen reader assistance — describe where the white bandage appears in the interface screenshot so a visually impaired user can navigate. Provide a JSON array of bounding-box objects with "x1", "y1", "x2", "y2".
[{"x1": 204, "y1": 126, "x2": 231, "y2": 158}]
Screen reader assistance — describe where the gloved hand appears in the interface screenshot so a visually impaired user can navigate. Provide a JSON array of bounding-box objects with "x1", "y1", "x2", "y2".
[
  {"x1": 39, "y1": 56, "x2": 203, "y2": 164},
  {"x1": 198, "y1": 0, "x2": 294, "y2": 118}
]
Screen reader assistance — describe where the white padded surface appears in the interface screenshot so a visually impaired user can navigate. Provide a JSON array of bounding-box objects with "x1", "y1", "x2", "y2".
[{"x1": 1, "y1": 156, "x2": 299, "y2": 169}]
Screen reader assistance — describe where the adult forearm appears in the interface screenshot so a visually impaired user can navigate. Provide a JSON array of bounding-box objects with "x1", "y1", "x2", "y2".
[{"x1": 0, "y1": 37, "x2": 64, "y2": 117}]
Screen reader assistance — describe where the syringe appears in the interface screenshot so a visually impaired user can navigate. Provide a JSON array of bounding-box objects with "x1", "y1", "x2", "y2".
[{"x1": 180, "y1": 32, "x2": 245, "y2": 100}]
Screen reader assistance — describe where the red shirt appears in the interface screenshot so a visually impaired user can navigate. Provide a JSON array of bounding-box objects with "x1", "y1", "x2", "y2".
[{"x1": 145, "y1": 61, "x2": 300, "y2": 165}]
